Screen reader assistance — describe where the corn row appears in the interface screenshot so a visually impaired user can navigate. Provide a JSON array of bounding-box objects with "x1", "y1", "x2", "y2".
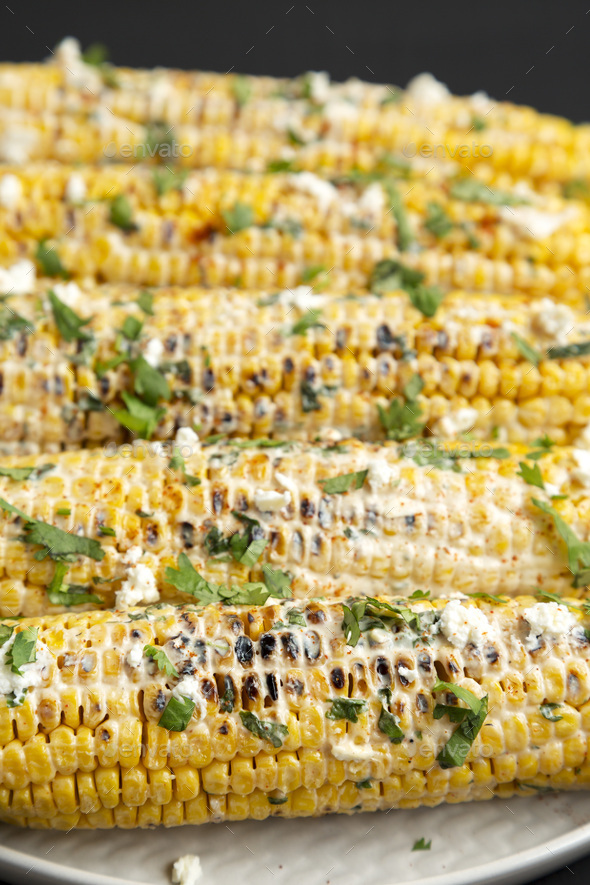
[
  {"x1": 1, "y1": 41, "x2": 590, "y2": 185},
  {"x1": 1, "y1": 280, "x2": 590, "y2": 450},
  {"x1": 2, "y1": 595, "x2": 590, "y2": 829},
  {"x1": 0, "y1": 163, "x2": 587, "y2": 303},
  {"x1": 0, "y1": 438, "x2": 589, "y2": 617}
]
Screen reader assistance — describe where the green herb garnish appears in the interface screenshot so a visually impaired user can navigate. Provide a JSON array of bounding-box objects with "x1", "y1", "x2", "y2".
[
  {"x1": 0, "y1": 498, "x2": 105, "y2": 563},
  {"x1": 432, "y1": 680, "x2": 488, "y2": 769},
  {"x1": 326, "y1": 697, "x2": 368, "y2": 723},
  {"x1": 540, "y1": 702, "x2": 563, "y2": 722},
  {"x1": 158, "y1": 695, "x2": 195, "y2": 732},
  {"x1": 532, "y1": 498, "x2": 590, "y2": 588},
  {"x1": 318, "y1": 469, "x2": 368, "y2": 495},
  {"x1": 511, "y1": 332, "x2": 541, "y2": 367},
  {"x1": 36, "y1": 240, "x2": 69, "y2": 278},
  {"x1": 239, "y1": 711, "x2": 289, "y2": 747},
  {"x1": 48, "y1": 290, "x2": 92, "y2": 342},
  {"x1": 222, "y1": 202, "x2": 254, "y2": 234},
  {"x1": 144, "y1": 644, "x2": 179, "y2": 678},
  {"x1": 109, "y1": 194, "x2": 138, "y2": 232}
]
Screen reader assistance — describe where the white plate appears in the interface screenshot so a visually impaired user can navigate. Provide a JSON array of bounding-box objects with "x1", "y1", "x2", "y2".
[{"x1": 1, "y1": 793, "x2": 590, "y2": 885}]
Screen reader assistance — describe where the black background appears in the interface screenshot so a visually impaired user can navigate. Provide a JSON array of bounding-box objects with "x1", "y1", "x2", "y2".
[{"x1": 0, "y1": 1, "x2": 589, "y2": 883}]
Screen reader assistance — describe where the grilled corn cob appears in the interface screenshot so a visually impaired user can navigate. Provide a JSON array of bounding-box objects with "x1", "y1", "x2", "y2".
[
  {"x1": 1, "y1": 40, "x2": 590, "y2": 186},
  {"x1": 1, "y1": 439, "x2": 590, "y2": 618},
  {"x1": 2, "y1": 279, "x2": 590, "y2": 449},
  {"x1": 1, "y1": 595, "x2": 590, "y2": 829},
  {"x1": 0, "y1": 163, "x2": 588, "y2": 301}
]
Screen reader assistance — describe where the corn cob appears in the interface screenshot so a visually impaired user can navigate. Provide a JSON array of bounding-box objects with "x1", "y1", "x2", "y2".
[
  {"x1": 1, "y1": 41, "x2": 590, "y2": 186},
  {"x1": 1, "y1": 594, "x2": 590, "y2": 829},
  {"x1": 0, "y1": 163, "x2": 587, "y2": 302},
  {"x1": 1, "y1": 438, "x2": 590, "y2": 618},
  {"x1": 1, "y1": 278, "x2": 590, "y2": 450}
]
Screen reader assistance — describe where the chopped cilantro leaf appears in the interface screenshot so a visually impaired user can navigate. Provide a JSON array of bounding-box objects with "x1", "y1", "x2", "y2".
[
  {"x1": 46, "y1": 561, "x2": 103, "y2": 606},
  {"x1": 109, "y1": 194, "x2": 138, "y2": 231},
  {"x1": 122, "y1": 315, "x2": 143, "y2": 341},
  {"x1": 6, "y1": 626, "x2": 38, "y2": 675},
  {"x1": 0, "y1": 498, "x2": 105, "y2": 563},
  {"x1": 412, "y1": 838, "x2": 432, "y2": 852},
  {"x1": 48, "y1": 290, "x2": 92, "y2": 342},
  {"x1": 378, "y1": 705, "x2": 404, "y2": 743},
  {"x1": 450, "y1": 179, "x2": 527, "y2": 206},
  {"x1": 511, "y1": 332, "x2": 541, "y2": 367},
  {"x1": 326, "y1": 697, "x2": 368, "y2": 723},
  {"x1": 318, "y1": 469, "x2": 368, "y2": 495},
  {"x1": 517, "y1": 461, "x2": 545, "y2": 490},
  {"x1": 540, "y1": 702, "x2": 563, "y2": 722},
  {"x1": 158, "y1": 695, "x2": 195, "y2": 732},
  {"x1": 240, "y1": 711, "x2": 289, "y2": 747},
  {"x1": 532, "y1": 498, "x2": 590, "y2": 588},
  {"x1": 144, "y1": 644, "x2": 179, "y2": 678},
  {"x1": 36, "y1": 240, "x2": 69, "y2": 278},
  {"x1": 222, "y1": 202, "x2": 254, "y2": 234}
]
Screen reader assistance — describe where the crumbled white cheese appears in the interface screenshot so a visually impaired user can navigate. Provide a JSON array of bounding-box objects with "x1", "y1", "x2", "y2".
[
  {"x1": 54, "y1": 37, "x2": 102, "y2": 93},
  {"x1": 500, "y1": 206, "x2": 578, "y2": 240},
  {"x1": 0, "y1": 259, "x2": 36, "y2": 295},
  {"x1": 290, "y1": 171, "x2": 337, "y2": 213},
  {"x1": 254, "y1": 488, "x2": 291, "y2": 512},
  {"x1": 278, "y1": 285, "x2": 319, "y2": 314},
  {"x1": 436, "y1": 407, "x2": 478, "y2": 438},
  {"x1": 171, "y1": 677, "x2": 205, "y2": 719},
  {"x1": 52, "y1": 281, "x2": 82, "y2": 308},
  {"x1": 116, "y1": 551, "x2": 159, "y2": 608},
  {"x1": 175, "y1": 426, "x2": 199, "y2": 450},
  {"x1": 367, "y1": 458, "x2": 394, "y2": 491},
  {"x1": 406, "y1": 72, "x2": 450, "y2": 107},
  {"x1": 439, "y1": 600, "x2": 495, "y2": 649},
  {"x1": 315, "y1": 428, "x2": 342, "y2": 443},
  {"x1": 65, "y1": 172, "x2": 87, "y2": 204},
  {"x1": 0, "y1": 632, "x2": 53, "y2": 706},
  {"x1": 144, "y1": 338, "x2": 164, "y2": 367},
  {"x1": 398, "y1": 664, "x2": 417, "y2": 683},
  {"x1": 124, "y1": 545, "x2": 144, "y2": 566},
  {"x1": 572, "y1": 449, "x2": 590, "y2": 487},
  {"x1": 306, "y1": 71, "x2": 330, "y2": 103},
  {"x1": 531, "y1": 298, "x2": 575, "y2": 341},
  {"x1": 523, "y1": 602, "x2": 577, "y2": 651},
  {"x1": 0, "y1": 126, "x2": 38, "y2": 164},
  {"x1": 324, "y1": 100, "x2": 358, "y2": 125},
  {"x1": 171, "y1": 854, "x2": 202, "y2": 885},
  {"x1": 358, "y1": 182, "x2": 385, "y2": 218},
  {"x1": 125, "y1": 646, "x2": 143, "y2": 669},
  {"x1": 0, "y1": 174, "x2": 22, "y2": 209},
  {"x1": 470, "y1": 90, "x2": 494, "y2": 115},
  {"x1": 331, "y1": 738, "x2": 378, "y2": 762},
  {"x1": 544, "y1": 482, "x2": 561, "y2": 497},
  {"x1": 576, "y1": 423, "x2": 590, "y2": 450}
]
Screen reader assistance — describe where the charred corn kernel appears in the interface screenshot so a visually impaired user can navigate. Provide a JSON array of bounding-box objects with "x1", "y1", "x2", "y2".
[
  {"x1": 0, "y1": 596, "x2": 590, "y2": 829},
  {"x1": 2, "y1": 439, "x2": 590, "y2": 617},
  {"x1": 1, "y1": 282, "x2": 590, "y2": 451}
]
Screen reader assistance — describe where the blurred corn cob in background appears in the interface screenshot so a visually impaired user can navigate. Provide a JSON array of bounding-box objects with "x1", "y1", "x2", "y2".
[
  {"x1": 2, "y1": 595, "x2": 590, "y2": 829},
  {"x1": 1, "y1": 38, "x2": 590, "y2": 188},
  {"x1": 1, "y1": 279, "x2": 590, "y2": 450},
  {"x1": 1, "y1": 438, "x2": 590, "y2": 617},
  {"x1": 0, "y1": 163, "x2": 588, "y2": 301}
]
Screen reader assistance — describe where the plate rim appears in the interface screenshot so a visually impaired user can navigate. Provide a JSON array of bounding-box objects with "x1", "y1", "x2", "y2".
[{"x1": 1, "y1": 813, "x2": 590, "y2": 885}]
